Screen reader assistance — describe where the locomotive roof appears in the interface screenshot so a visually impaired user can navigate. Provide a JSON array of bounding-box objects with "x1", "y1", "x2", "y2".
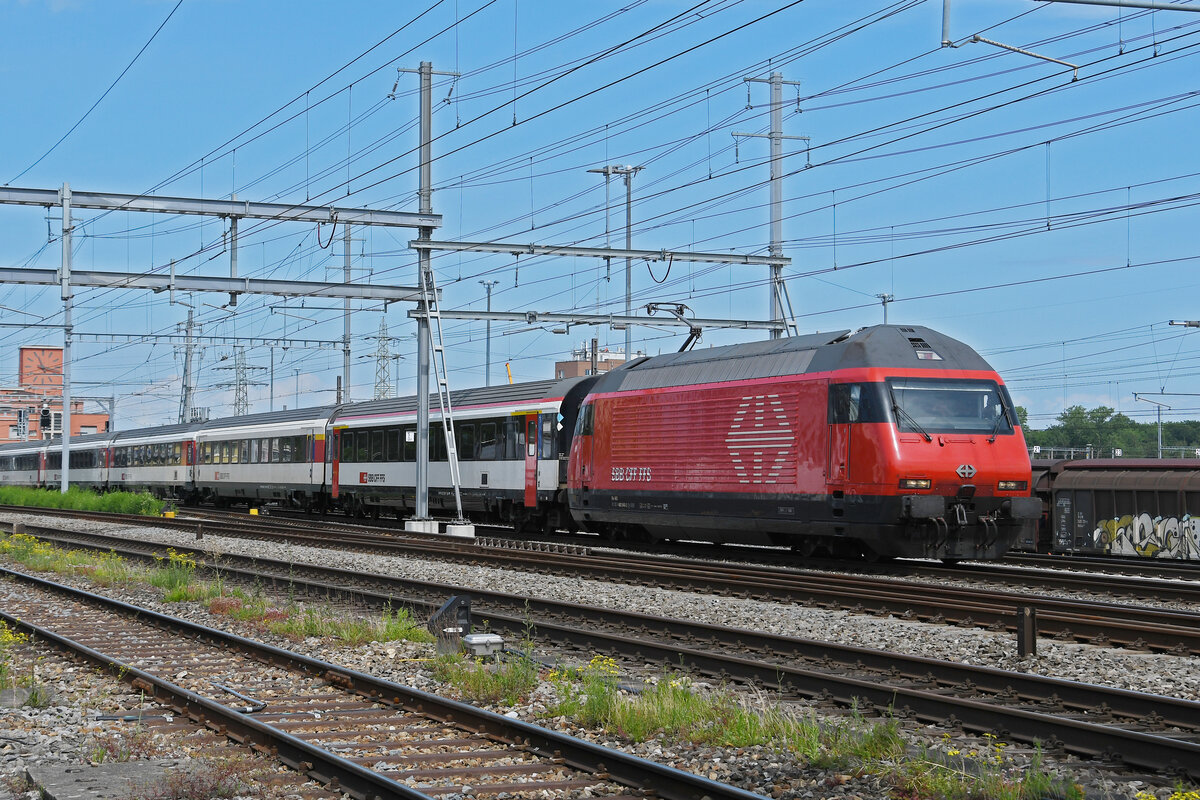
[
  {"x1": 592, "y1": 325, "x2": 996, "y2": 393},
  {"x1": 332, "y1": 377, "x2": 587, "y2": 420}
]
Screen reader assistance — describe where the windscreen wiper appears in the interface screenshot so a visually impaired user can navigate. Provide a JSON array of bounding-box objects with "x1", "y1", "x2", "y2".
[
  {"x1": 889, "y1": 391, "x2": 932, "y2": 442},
  {"x1": 987, "y1": 399, "x2": 1008, "y2": 443}
]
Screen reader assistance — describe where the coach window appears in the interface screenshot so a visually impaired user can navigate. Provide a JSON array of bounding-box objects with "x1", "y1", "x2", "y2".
[
  {"x1": 478, "y1": 422, "x2": 497, "y2": 460},
  {"x1": 504, "y1": 419, "x2": 521, "y2": 460},
  {"x1": 341, "y1": 432, "x2": 355, "y2": 463},
  {"x1": 541, "y1": 417, "x2": 554, "y2": 459},
  {"x1": 386, "y1": 429, "x2": 400, "y2": 462},
  {"x1": 352, "y1": 431, "x2": 367, "y2": 462},
  {"x1": 238, "y1": 440, "x2": 248, "y2": 464},
  {"x1": 230, "y1": 441, "x2": 240, "y2": 464},
  {"x1": 456, "y1": 424, "x2": 474, "y2": 461},
  {"x1": 281, "y1": 437, "x2": 294, "y2": 463},
  {"x1": 371, "y1": 430, "x2": 384, "y2": 462},
  {"x1": 430, "y1": 425, "x2": 447, "y2": 461},
  {"x1": 250, "y1": 439, "x2": 260, "y2": 463},
  {"x1": 264, "y1": 438, "x2": 276, "y2": 463}
]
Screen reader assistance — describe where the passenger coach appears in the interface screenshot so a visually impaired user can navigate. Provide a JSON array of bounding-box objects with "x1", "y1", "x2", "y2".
[
  {"x1": 330, "y1": 378, "x2": 592, "y2": 528},
  {"x1": 194, "y1": 406, "x2": 335, "y2": 509}
]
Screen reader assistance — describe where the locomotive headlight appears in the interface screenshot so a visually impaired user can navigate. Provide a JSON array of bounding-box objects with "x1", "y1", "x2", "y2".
[
  {"x1": 997, "y1": 480, "x2": 1027, "y2": 491},
  {"x1": 900, "y1": 478, "x2": 931, "y2": 490}
]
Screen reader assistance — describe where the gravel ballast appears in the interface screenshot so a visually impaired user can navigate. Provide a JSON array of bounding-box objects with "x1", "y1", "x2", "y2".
[{"x1": 2, "y1": 513, "x2": 1197, "y2": 799}]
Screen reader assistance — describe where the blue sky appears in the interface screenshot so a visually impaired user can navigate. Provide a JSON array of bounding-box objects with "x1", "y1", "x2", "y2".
[{"x1": 2, "y1": 0, "x2": 1199, "y2": 430}]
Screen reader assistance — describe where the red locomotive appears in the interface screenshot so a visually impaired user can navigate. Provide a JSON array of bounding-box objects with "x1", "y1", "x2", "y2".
[{"x1": 567, "y1": 325, "x2": 1040, "y2": 560}]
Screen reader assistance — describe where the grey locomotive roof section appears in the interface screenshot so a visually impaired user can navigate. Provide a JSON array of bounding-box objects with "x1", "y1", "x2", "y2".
[
  {"x1": 332, "y1": 377, "x2": 587, "y2": 421},
  {"x1": 593, "y1": 325, "x2": 994, "y2": 393},
  {"x1": 198, "y1": 405, "x2": 337, "y2": 432},
  {"x1": 593, "y1": 330, "x2": 850, "y2": 393},
  {"x1": 805, "y1": 325, "x2": 994, "y2": 373}
]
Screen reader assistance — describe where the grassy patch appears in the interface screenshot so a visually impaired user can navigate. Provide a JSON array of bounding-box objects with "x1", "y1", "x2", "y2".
[
  {"x1": 549, "y1": 659, "x2": 901, "y2": 768},
  {"x1": 127, "y1": 754, "x2": 268, "y2": 800},
  {"x1": 0, "y1": 486, "x2": 163, "y2": 515},
  {"x1": 86, "y1": 726, "x2": 164, "y2": 764},
  {"x1": 432, "y1": 652, "x2": 540, "y2": 706},
  {"x1": 265, "y1": 604, "x2": 432, "y2": 646},
  {"x1": 0, "y1": 619, "x2": 28, "y2": 691},
  {"x1": 892, "y1": 736, "x2": 1085, "y2": 800},
  {"x1": 147, "y1": 548, "x2": 197, "y2": 596}
]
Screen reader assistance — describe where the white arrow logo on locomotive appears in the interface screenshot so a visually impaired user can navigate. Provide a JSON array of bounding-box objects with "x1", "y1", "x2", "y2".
[
  {"x1": 726, "y1": 394, "x2": 795, "y2": 485},
  {"x1": 956, "y1": 464, "x2": 977, "y2": 479}
]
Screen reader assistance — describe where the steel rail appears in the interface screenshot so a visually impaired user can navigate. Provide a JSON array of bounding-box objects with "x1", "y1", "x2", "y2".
[
  {"x1": 4, "y1": 507, "x2": 1199, "y2": 653},
  {"x1": 11, "y1": 524, "x2": 1200, "y2": 779},
  {"x1": 0, "y1": 565, "x2": 768, "y2": 800}
]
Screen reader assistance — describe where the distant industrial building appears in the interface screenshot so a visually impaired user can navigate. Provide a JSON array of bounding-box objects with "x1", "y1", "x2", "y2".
[
  {"x1": 0, "y1": 346, "x2": 110, "y2": 443},
  {"x1": 553, "y1": 341, "x2": 645, "y2": 380}
]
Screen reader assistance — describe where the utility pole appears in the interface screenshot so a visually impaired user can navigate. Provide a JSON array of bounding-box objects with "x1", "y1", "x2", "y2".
[
  {"x1": 589, "y1": 165, "x2": 643, "y2": 360},
  {"x1": 479, "y1": 279, "x2": 499, "y2": 385},
  {"x1": 344, "y1": 222, "x2": 352, "y2": 402},
  {"x1": 1133, "y1": 393, "x2": 1170, "y2": 458},
  {"x1": 214, "y1": 347, "x2": 264, "y2": 417},
  {"x1": 60, "y1": 183, "x2": 72, "y2": 492},
  {"x1": 878, "y1": 292, "x2": 897, "y2": 323},
  {"x1": 416, "y1": 61, "x2": 433, "y2": 521},
  {"x1": 373, "y1": 319, "x2": 392, "y2": 400},
  {"x1": 233, "y1": 348, "x2": 248, "y2": 416},
  {"x1": 734, "y1": 73, "x2": 807, "y2": 339},
  {"x1": 177, "y1": 308, "x2": 198, "y2": 424}
]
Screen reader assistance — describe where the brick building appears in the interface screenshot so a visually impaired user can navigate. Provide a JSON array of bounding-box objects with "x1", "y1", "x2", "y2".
[
  {"x1": 0, "y1": 346, "x2": 110, "y2": 443},
  {"x1": 553, "y1": 341, "x2": 644, "y2": 380}
]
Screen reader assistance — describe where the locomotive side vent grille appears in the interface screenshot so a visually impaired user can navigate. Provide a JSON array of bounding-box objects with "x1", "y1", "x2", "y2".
[{"x1": 908, "y1": 337, "x2": 932, "y2": 351}]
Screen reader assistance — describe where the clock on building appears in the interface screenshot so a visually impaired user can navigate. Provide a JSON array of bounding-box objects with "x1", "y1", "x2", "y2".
[{"x1": 19, "y1": 347, "x2": 64, "y2": 389}]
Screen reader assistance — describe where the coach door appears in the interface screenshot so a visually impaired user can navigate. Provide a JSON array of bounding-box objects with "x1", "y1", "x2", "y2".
[
  {"x1": 330, "y1": 428, "x2": 342, "y2": 499},
  {"x1": 523, "y1": 413, "x2": 538, "y2": 507}
]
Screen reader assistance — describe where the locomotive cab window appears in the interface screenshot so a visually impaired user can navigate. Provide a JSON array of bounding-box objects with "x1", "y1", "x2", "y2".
[
  {"x1": 828, "y1": 383, "x2": 886, "y2": 424},
  {"x1": 887, "y1": 377, "x2": 1014, "y2": 435}
]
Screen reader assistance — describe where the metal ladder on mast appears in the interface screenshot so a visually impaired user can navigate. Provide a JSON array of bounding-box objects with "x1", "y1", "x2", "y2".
[{"x1": 419, "y1": 264, "x2": 466, "y2": 522}]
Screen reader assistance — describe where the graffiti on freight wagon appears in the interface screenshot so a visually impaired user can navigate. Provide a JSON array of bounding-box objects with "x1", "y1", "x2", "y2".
[{"x1": 1093, "y1": 513, "x2": 1200, "y2": 560}]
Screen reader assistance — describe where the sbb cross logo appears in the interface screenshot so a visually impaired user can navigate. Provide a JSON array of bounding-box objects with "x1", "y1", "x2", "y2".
[
  {"x1": 359, "y1": 472, "x2": 368, "y2": 483},
  {"x1": 956, "y1": 464, "x2": 977, "y2": 479}
]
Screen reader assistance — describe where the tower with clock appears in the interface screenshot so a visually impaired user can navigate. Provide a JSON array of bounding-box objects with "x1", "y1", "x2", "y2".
[{"x1": 18, "y1": 346, "x2": 64, "y2": 394}]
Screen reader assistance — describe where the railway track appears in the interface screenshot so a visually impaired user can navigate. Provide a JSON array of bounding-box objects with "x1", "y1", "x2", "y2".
[
  {"x1": 5, "y1": 520, "x2": 1200, "y2": 780},
  {"x1": 0, "y1": 565, "x2": 763, "y2": 800},
  {"x1": 4, "y1": 507, "x2": 1199, "y2": 655}
]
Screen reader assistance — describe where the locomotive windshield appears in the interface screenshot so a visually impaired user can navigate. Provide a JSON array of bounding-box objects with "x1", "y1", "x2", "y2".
[{"x1": 887, "y1": 377, "x2": 1014, "y2": 435}]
